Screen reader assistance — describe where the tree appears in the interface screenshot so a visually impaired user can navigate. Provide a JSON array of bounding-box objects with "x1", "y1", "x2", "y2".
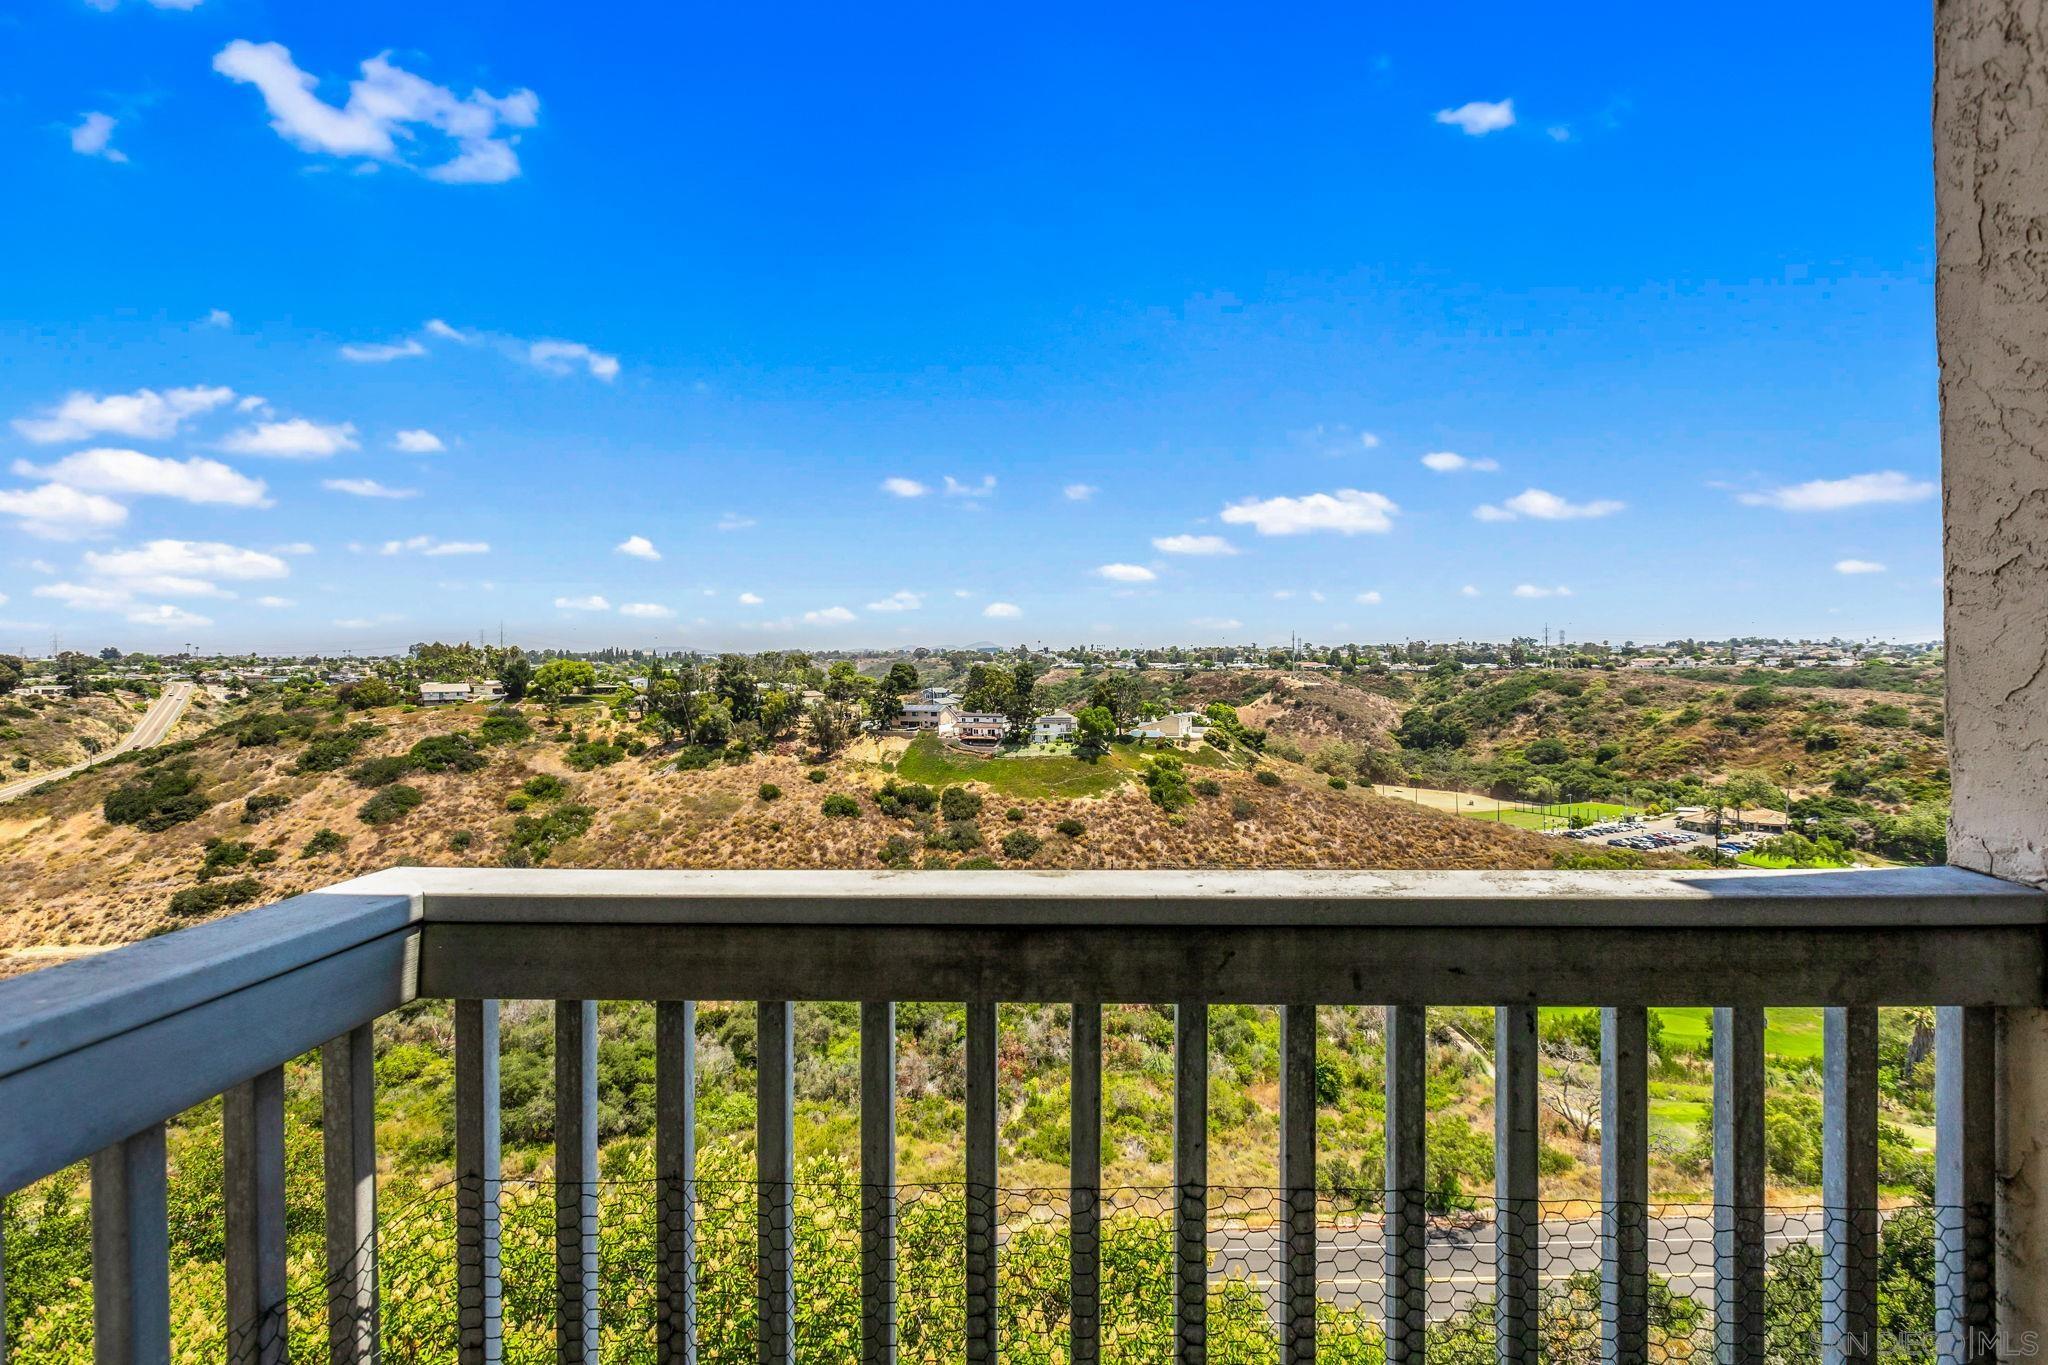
[
  {"x1": 1075, "y1": 705, "x2": 1116, "y2": 756},
  {"x1": 498, "y1": 654, "x2": 533, "y2": 702},
  {"x1": 340, "y1": 677, "x2": 397, "y2": 710},
  {"x1": 883, "y1": 661, "x2": 919, "y2": 695},
  {"x1": 0, "y1": 655, "x2": 22, "y2": 695},
  {"x1": 1002, "y1": 661, "x2": 1038, "y2": 740},
  {"x1": 870, "y1": 690, "x2": 905, "y2": 730},
  {"x1": 807, "y1": 700, "x2": 850, "y2": 758},
  {"x1": 531, "y1": 659, "x2": 596, "y2": 708}
]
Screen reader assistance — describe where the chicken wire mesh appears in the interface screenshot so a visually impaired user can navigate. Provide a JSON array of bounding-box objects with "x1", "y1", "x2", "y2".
[{"x1": 226, "y1": 1180, "x2": 1954, "y2": 1364}]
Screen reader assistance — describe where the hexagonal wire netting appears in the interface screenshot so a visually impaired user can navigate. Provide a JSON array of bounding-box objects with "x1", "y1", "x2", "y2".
[{"x1": 239, "y1": 1177, "x2": 1947, "y2": 1363}]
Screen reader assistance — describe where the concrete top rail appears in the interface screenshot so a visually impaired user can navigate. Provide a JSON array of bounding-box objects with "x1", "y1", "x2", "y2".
[{"x1": 333, "y1": 863, "x2": 2048, "y2": 929}]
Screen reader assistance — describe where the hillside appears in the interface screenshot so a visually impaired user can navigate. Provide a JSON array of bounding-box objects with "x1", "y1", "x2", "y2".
[
  {"x1": 0, "y1": 695, "x2": 1560, "y2": 966},
  {"x1": 0, "y1": 687, "x2": 217, "y2": 782}
]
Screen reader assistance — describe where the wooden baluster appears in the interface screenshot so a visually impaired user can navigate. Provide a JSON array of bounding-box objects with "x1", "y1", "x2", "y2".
[
  {"x1": 966, "y1": 1001, "x2": 999, "y2": 1363},
  {"x1": 225, "y1": 1066, "x2": 288, "y2": 1365},
  {"x1": 656, "y1": 1002, "x2": 698, "y2": 1365},
  {"x1": 324, "y1": 1026, "x2": 380, "y2": 1365},
  {"x1": 91, "y1": 1123, "x2": 169, "y2": 1365},
  {"x1": 1070, "y1": 1002, "x2": 1103, "y2": 1365},
  {"x1": 757, "y1": 1001, "x2": 795, "y2": 1365},
  {"x1": 1936, "y1": 1006, "x2": 1997, "y2": 1365},
  {"x1": 1601, "y1": 1008, "x2": 1649, "y2": 1365},
  {"x1": 1279, "y1": 1005, "x2": 1317, "y2": 1365},
  {"x1": 456, "y1": 999, "x2": 503, "y2": 1365},
  {"x1": 556, "y1": 1001, "x2": 600, "y2": 1365},
  {"x1": 1495, "y1": 1006, "x2": 1540, "y2": 1365},
  {"x1": 1823, "y1": 1007, "x2": 1879, "y2": 1365},
  {"x1": 1714, "y1": 1006, "x2": 1767, "y2": 1365},
  {"x1": 861, "y1": 1002, "x2": 897, "y2": 1365},
  {"x1": 1384, "y1": 1006, "x2": 1427, "y2": 1365},
  {"x1": 1176, "y1": 1002, "x2": 1209, "y2": 1364}
]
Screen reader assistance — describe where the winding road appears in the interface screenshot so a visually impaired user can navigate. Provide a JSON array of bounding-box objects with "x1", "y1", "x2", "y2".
[{"x1": 0, "y1": 681, "x2": 196, "y2": 804}]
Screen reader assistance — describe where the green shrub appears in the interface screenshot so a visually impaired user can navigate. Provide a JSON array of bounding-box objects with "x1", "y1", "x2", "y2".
[
  {"x1": 359, "y1": 784, "x2": 424, "y2": 826},
  {"x1": 565, "y1": 741, "x2": 625, "y2": 770},
  {"x1": 301, "y1": 828, "x2": 347, "y2": 858},
  {"x1": 821, "y1": 793, "x2": 861, "y2": 818},
  {"x1": 925, "y1": 819, "x2": 982, "y2": 853},
  {"x1": 449, "y1": 830, "x2": 475, "y2": 851},
  {"x1": 294, "y1": 734, "x2": 363, "y2": 773},
  {"x1": 351, "y1": 755, "x2": 414, "y2": 788},
  {"x1": 1055, "y1": 817, "x2": 1085, "y2": 838},
  {"x1": 877, "y1": 834, "x2": 917, "y2": 869},
  {"x1": 758, "y1": 782, "x2": 782, "y2": 802},
  {"x1": 476, "y1": 709, "x2": 532, "y2": 745},
  {"x1": 249, "y1": 847, "x2": 280, "y2": 867},
  {"x1": 1327, "y1": 776, "x2": 1349, "y2": 790},
  {"x1": 1193, "y1": 778, "x2": 1222, "y2": 798},
  {"x1": 1001, "y1": 830, "x2": 1042, "y2": 860},
  {"x1": 1255, "y1": 769, "x2": 1283, "y2": 788},
  {"x1": 873, "y1": 780, "x2": 938, "y2": 817},
  {"x1": 505, "y1": 803, "x2": 595, "y2": 865},
  {"x1": 104, "y1": 764, "x2": 210, "y2": 831},
  {"x1": 167, "y1": 876, "x2": 262, "y2": 919},
  {"x1": 806, "y1": 768, "x2": 828, "y2": 784},
  {"x1": 409, "y1": 733, "x2": 486, "y2": 773},
  {"x1": 197, "y1": 838, "x2": 253, "y2": 879},
  {"x1": 939, "y1": 786, "x2": 984, "y2": 821},
  {"x1": 955, "y1": 856, "x2": 999, "y2": 870},
  {"x1": 505, "y1": 792, "x2": 533, "y2": 812},
  {"x1": 1145, "y1": 757, "x2": 1192, "y2": 812},
  {"x1": 521, "y1": 774, "x2": 569, "y2": 800},
  {"x1": 1004, "y1": 806, "x2": 1026, "y2": 823},
  {"x1": 240, "y1": 793, "x2": 290, "y2": 824},
  {"x1": 1230, "y1": 797, "x2": 1255, "y2": 820}
]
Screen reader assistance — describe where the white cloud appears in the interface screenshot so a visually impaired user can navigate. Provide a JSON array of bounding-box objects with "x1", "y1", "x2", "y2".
[
  {"x1": 1219, "y1": 489, "x2": 1398, "y2": 536},
  {"x1": 270, "y1": 541, "x2": 314, "y2": 555},
  {"x1": 71, "y1": 112, "x2": 128, "y2": 163},
  {"x1": 12, "y1": 449, "x2": 270, "y2": 507},
  {"x1": 339, "y1": 337, "x2": 426, "y2": 363},
  {"x1": 35, "y1": 582, "x2": 134, "y2": 611},
  {"x1": 943, "y1": 474, "x2": 996, "y2": 499},
  {"x1": 737, "y1": 591, "x2": 764, "y2": 606},
  {"x1": 379, "y1": 535, "x2": 488, "y2": 556},
  {"x1": 881, "y1": 477, "x2": 929, "y2": 498},
  {"x1": 219, "y1": 417, "x2": 359, "y2": 458},
  {"x1": 13, "y1": 385, "x2": 234, "y2": 443},
  {"x1": 804, "y1": 606, "x2": 856, "y2": 625},
  {"x1": 424, "y1": 318, "x2": 467, "y2": 342},
  {"x1": 1512, "y1": 584, "x2": 1573, "y2": 599},
  {"x1": 1272, "y1": 590, "x2": 1294, "y2": 600},
  {"x1": 1190, "y1": 616, "x2": 1242, "y2": 630},
  {"x1": 716, "y1": 512, "x2": 757, "y2": 531},
  {"x1": 0, "y1": 484, "x2": 128, "y2": 539},
  {"x1": 619, "y1": 602, "x2": 673, "y2": 619},
  {"x1": 1460, "y1": 584, "x2": 1481, "y2": 597},
  {"x1": 205, "y1": 309, "x2": 233, "y2": 328},
  {"x1": 555, "y1": 594, "x2": 611, "y2": 612},
  {"x1": 1835, "y1": 559, "x2": 1887, "y2": 575},
  {"x1": 1152, "y1": 534, "x2": 1238, "y2": 556},
  {"x1": 1738, "y1": 471, "x2": 1936, "y2": 512},
  {"x1": 982, "y1": 602, "x2": 1021, "y2": 619},
  {"x1": 615, "y1": 534, "x2": 660, "y2": 561},
  {"x1": 323, "y1": 478, "x2": 417, "y2": 499},
  {"x1": 1421, "y1": 451, "x2": 1500, "y2": 473},
  {"x1": 212, "y1": 41, "x2": 540, "y2": 184},
  {"x1": 392, "y1": 428, "x2": 445, "y2": 453},
  {"x1": 126, "y1": 604, "x2": 212, "y2": 629},
  {"x1": 526, "y1": 339, "x2": 619, "y2": 381},
  {"x1": 86, "y1": 539, "x2": 288, "y2": 584},
  {"x1": 1293, "y1": 423, "x2": 1381, "y2": 455},
  {"x1": 1063, "y1": 483, "x2": 1098, "y2": 501},
  {"x1": 255, "y1": 595, "x2": 293, "y2": 608},
  {"x1": 866, "y1": 590, "x2": 923, "y2": 612},
  {"x1": 1356, "y1": 590, "x2": 1383, "y2": 605},
  {"x1": 1094, "y1": 563, "x2": 1157, "y2": 583},
  {"x1": 1436, "y1": 98, "x2": 1515, "y2": 135},
  {"x1": 1474, "y1": 488, "x2": 1625, "y2": 521}
]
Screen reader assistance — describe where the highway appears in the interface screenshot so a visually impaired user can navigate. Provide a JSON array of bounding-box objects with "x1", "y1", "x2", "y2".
[{"x1": 0, "y1": 681, "x2": 196, "y2": 804}]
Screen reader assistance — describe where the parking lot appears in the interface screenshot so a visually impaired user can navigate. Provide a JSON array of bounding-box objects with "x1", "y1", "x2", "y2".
[{"x1": 1548, "y1": 814, "x2": 1763, "y2": 858}]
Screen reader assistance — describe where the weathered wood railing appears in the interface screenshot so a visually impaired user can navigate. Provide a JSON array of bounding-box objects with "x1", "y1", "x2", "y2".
[{"x1": 0, "y1": 866, "x2": 2042, "y2": 1364}]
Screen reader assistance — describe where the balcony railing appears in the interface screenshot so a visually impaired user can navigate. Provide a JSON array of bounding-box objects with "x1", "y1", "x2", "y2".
[{"x1": 0, "y1": 865, "x2": 2042, "y2": 1364}]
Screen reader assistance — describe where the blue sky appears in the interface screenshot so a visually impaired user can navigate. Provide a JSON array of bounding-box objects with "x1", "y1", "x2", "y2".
[{"x1": 0, "y1": 1, "x2": 1941, "y2": 653}]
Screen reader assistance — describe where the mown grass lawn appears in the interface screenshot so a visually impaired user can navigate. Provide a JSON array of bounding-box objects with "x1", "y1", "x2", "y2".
[
  {"x1": 1652, "y1": 1006, "x2": 1826, "y2": 1060},
  {"x1": 894, "y1": 733, "x2": 1131, "y2": 799},
  {"x1": 1467, "y1": 800, "x2": 1632, "y2": 831}
]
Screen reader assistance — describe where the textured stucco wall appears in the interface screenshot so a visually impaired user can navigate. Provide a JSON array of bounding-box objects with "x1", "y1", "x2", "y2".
[
  {"x1": 1938, "y1": 0, "x2": 2048, "y2": 890},
  {"x1": 1936, "y1": 0, "x2": 2048, "y2": 1346}
]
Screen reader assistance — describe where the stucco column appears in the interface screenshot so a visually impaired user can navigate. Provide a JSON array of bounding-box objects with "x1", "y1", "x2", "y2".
[{"x1": 1936, "y1": 0, "x2": 2048, "y2": 1351}]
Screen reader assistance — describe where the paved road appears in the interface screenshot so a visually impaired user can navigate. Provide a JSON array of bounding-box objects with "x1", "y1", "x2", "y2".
[
  {"x1": 1210, "y1": 1213, "x2": 1829, "y2": 1316},
  {"x1": 0, "y1": 682, "x2": 196, "y2": 804}
]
